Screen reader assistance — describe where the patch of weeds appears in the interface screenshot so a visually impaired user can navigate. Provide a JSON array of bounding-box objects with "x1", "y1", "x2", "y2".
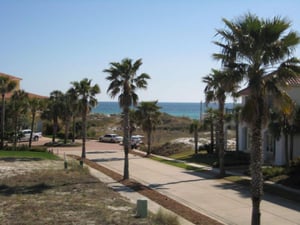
[{"x1": 153, "y1": 208, "x2": 180, "y2": 225}]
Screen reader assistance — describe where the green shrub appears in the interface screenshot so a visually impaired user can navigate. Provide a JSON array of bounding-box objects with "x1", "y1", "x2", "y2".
[{"x1": 262, "y1": 166, "x2": 286, "y2": 179}]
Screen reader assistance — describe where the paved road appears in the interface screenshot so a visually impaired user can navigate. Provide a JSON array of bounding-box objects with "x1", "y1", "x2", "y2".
[{"x1": 55, "y1": 140, "x2": 300, "y2": 225}]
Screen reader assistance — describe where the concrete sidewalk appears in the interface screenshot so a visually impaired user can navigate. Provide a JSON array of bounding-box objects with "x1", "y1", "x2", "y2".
[{"x1": 58, "y1": 145, "x2": 300, "y2": 225}]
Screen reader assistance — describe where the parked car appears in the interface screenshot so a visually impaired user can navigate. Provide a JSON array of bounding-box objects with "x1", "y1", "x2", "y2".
[
  {"x1": 99, "y1": 134, "x2": 123, "y2": 143},
  {"x1": 19, "y1": 129, "x2": 42, "y2": 142},
  {"x1": 131, "y1": 135, "x2": 143, "y2": 149}
]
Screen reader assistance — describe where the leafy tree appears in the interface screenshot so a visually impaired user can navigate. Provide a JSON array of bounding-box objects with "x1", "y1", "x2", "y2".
[
  {"x1": 0, "y1": 77, "x2": 16, "y2": 148},
  {"x1": 189, "y1": 120, "x2": 200, "y2": 154},
  {"x1": 215, "y1": 13, "x2": 300, "y2": 224},
  {"x1": 135, "y1": 101, "x2": 161, "y2": 155},
  {"x1": 71, "y1": 78, "x2": 100, "y2": 159},
  {"x1": 203, "y1": 69, "x2": 240, "y2": 177},
  {"x1": 104, "y1": 58, "x2": 150, "y2": 179}
]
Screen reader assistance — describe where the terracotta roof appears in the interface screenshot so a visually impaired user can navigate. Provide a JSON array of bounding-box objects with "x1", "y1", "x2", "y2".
[
  {"x1": 27, "y1": 92, "x2": 48, "y2": 99},
  {"x1": 4, "y1": 92, "x2": 48, "y2": 100},
  {"x1": 0, "y1": 72, "x2": 22, "y2": 80}
]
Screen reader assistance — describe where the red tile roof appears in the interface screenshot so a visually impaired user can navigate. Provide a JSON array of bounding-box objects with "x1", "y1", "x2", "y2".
[{"x1": 0, "y1": 72, "x2": 22, "y2": 80}]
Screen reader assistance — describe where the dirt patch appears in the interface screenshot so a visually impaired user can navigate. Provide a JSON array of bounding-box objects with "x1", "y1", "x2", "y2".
[{"x1": 0, "y1": 160, "x2": 172, "y2": 225}]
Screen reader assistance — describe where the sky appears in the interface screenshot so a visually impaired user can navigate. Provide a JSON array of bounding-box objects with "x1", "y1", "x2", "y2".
[{"x1": 1, "y1": 0, "x2": 300, "y2": 103}]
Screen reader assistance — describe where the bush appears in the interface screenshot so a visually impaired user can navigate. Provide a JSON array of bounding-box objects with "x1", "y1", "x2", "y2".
[
  {"x1": 262, "y1": 166, "x2": 286, "y2": 179},
  {"x1": 151, "y1": 142, "x2": 191, "y2": 156},
  {"x1": 153, "y1": 208, "x2": 179, "y2": 225}
]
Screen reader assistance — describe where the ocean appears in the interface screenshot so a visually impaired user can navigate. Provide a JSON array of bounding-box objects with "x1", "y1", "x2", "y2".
[{"x1": 92, "y1": 101, "x2": 234, "y2": 120}]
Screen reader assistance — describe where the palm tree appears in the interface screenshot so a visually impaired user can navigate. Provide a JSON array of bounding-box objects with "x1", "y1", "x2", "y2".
[
  {"x1": 268, "y1": 95, "x2": 296, "y2": 168},
  {"x1": 203, "y1": 69, "x2": 240, "y2": 177},
  {"x1": 135, "y1": 101, "x2": 161, "y2": 155},
  {"x1": 48, "y1": 90, "x2": 64, "y2": 143},
  {"x1": 28, "y1": 97, "x2": 45, "y2": 148},
  {"x1": 104, "y1": 58, "x2": 150, "y2": 179},
  {"x1": 71, "y1": 78, "x2": 100, "y2": 160},
  {"x1": 233, "y1": 104, "x2": 242, "y2": 152},
  {"x1": 189, "y1": 120, "x2": 200, "y2": 155},
  {"x1": 0, "y1": 77, "x2": 16, "y2": 148},
  {"x1": 215, "y1": 13, "x2": 300, "y2": 225},
  {"x1": 60, "y1": 91, "x2": 77, "y2": 144},
  {"x1": 10, "y1": 90, "x2": 29, "y2": 148},
  {"x1": 67, "y1": 87, "x2": 80, "y2": 143},
  {"x1": 203, "y1": 107, "x2": 217, "y2": 154}
]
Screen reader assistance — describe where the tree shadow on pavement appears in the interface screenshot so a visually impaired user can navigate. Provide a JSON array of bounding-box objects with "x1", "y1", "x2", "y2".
[{"x1": 92, "y1": 157, "x2": 123, "y2": 163}]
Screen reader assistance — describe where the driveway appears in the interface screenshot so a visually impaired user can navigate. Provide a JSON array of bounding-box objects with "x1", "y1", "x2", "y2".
[{"x1": 55, "y1": 139, "x2": 300, "y2": 225}]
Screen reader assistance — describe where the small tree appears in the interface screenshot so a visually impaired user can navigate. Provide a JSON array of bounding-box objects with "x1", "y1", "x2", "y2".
[
  {"x1": 28, "y1": 97, "x2": 45, "y2": 148},
  {"x1": 10, "y1": 90, "x2": 29, "y2": 148},
  {"x1": 189, "y1": 120, "x2": 199, "y2": 154},
  {"x1": 71, "y1": 78, "x2": 100, "y2": 159},
  {"x1": 135, "y1": 101, "x2": 161, "y2": 155},
  {"x1": 0, "y1": 77, "x2": 16, "y2": 148}
]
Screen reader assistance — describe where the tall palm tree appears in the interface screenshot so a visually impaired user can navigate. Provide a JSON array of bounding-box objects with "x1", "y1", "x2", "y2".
[
  {"x1": 71, "y1": 78, "x2": 100, "y2": 159},
  {"x1": 215, "y1": 13, "x2": 300, "y2": 225},
  {"x1": 28, "y1": 97, "x2": 45, "y2": 148},
  {"x1": 135, "y1": 101, "x2": 161, "y2": 155},
  {"x1": 48, "y1": 90, "x2": 64, "y2": 143},
  {"x1": 60, "y1": 91, "x2": 77, "y2": 144},
  {"x1": 67, "y1": 87, "x2": 80, "y2": 143},
  {"x1": 203, "y1": 69, "x2": 240, "y2": 177},
  {"x1": 189, "y1": 120, "x2": 200, "y2": 155},
  {"x1": 233, "y1": 104, "x2": 242, "y2": 152},
  {"x1": 0, "y1": 77, "x2": 16, "y2": 148},
  {"x1": 10, "y1": 90, "x2": 29, "y2": 148},
  {"x1": 104, "y1": 58, "x2": 150, "y2": 179},
  {"x1": 203, "y1": 107, "x2": 217, "y2": 154}
]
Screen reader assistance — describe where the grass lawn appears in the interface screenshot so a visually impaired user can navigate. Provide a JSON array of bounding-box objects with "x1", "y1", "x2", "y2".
[{"x1": 0, "y1": 150, "x2": 60, "y2": 160}]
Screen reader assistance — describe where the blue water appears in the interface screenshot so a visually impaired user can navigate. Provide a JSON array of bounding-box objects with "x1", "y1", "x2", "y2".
[{"x1": 92, "y1": 101, "x2": 234, "y2": 120}]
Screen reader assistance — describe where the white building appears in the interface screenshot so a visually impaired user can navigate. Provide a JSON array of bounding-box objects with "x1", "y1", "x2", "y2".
[{"x1": 238, "y1": 77, "x2": 300, "y2": 166}]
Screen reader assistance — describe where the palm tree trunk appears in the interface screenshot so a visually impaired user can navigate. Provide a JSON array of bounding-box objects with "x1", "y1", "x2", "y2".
[
  {"x1": 210, "y1": 119, "x2": 214, "y2": 154},
  {"x1": 123, "y1": 107, "x2": 130, "y2": 179},
  {"x1": 147, "y1": 130, "x2": 151, "y2": 155},
  {"x1": 250, "y1": 118, "x2": 263, "y2": 225},
  {"x1": 219, "y1": 100, "x2": 225, "y2": 177},
  {"x1": 290, "y1": 130, "x2": 294, "y2": 161},
  {"x1": 72, "y1": 115, "x2": 76, "y2": 143},
  {"x1": 64, "y1": 119, "x2": 71, "y2": 144},
  {"x1": 283, "y1": 117, "x2": 289, "y2": 168},
  {"x1": 194, "y1": 131, "x2": 198, "y2": 154},
  {"x1": 1, "y1": 94, "x2": 5, "y2": 149},
  {"x1": 52, "y1": 117, "x2": 58, "y2": 143},
  {"x1": 29, "y1": 111, "x2": 36, "y2": 148},
  {"x1": 235, "y1": 111, "x2": 239, "y2": 152},
  {"x1": 81, "y1": 110, "x2": 87, "y2": 159}
]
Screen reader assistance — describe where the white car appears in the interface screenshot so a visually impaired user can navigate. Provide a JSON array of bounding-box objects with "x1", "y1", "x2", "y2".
[
  {"x1": 131, "y1": 135, "x2": 143, "y2": 149},
  {"x1": 99, "y1": 134, "x2": 123, "y2": 143},
  {"x1": 19, "y1": 129, "x2": 41, "y2": 142}
]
